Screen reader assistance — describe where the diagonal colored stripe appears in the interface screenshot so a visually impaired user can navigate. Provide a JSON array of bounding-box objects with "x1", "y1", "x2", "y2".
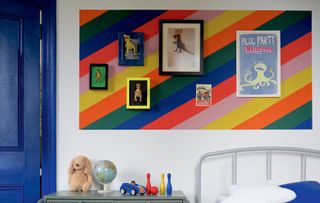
[
  {"x1": 278, "y1": 14, "x2": 311, "y2": 47},
  {"x1": 142, "y1": 76, "x2": 236, "y2": 129},
  {"x1": 204, "y1": 11, "x2": 310, "y2": 58},
  {"x1": 203, "y1": 67, "x2": 311, "y2": 129},
  {"x1": 281, "y1": 32, "x2": 311, "y2": 65},
  {"x1": 80, "y1": 10, "x2": 134, "y2": 43},
  {"x1": 186, "y1": 10, "x2": 224, "y2": 21},
  {"x1": 204, "y1": 11, "x2": 283, "y2": 57},
  {"x1": 265, "y1": 101, "x2": 312, "y2": 129},
  {"x1": 169, "y1": 49, "x2": 311, "y2": 129},
  {"x1": 204, "y1": 10, "x2": 254, "y2": 39},
  {"x1": 80, "y1": 10, "x2": 166, "y2": 60},
  {"x1": 79, "y1": 10, "x2": 197, "y2": 77},
  {"x1": 233, "y1": 84, "x2": 312, "y2": 129},
  {"x1": 81, "y1": 11, "x2": 311, "y2": 129},
  {"x1": 79, "y1": 10, "x2": 108, "y2": 27},
  {"x1": 293, "y1": 117, "x2": 312, "y2": 129}
]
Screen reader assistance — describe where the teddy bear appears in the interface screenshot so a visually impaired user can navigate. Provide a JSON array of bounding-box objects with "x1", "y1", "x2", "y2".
[{"x1": 68, "y1": 155, "x2": 93, "y2": 192}]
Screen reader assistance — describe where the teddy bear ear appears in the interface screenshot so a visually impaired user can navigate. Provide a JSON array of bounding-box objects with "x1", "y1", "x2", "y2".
[
  {"x1": 68, "y1": 158, "x2": 75, "y2": 174},
  {"x1": 83, "y1": 157, "x2": 92, "y2": 175}
]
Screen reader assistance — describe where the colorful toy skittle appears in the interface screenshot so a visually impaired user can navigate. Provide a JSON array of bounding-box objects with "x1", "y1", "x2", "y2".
[
  {"x1": 146, "y1": 173, "x2": 151, "y2": 195},
  {"x1": 160, "y1": 173, "x2": 165, "y2": 195},
  {"x1": 166, "y1": 173, "x2": 172, "y2": 196}
]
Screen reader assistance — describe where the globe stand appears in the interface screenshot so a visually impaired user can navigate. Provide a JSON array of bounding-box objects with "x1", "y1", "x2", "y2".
[{"x1": 98, "y1": 183, "x2": 114, "y2": 193}]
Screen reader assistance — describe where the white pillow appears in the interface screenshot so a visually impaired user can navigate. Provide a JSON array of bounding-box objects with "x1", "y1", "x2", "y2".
[{"x1": 220, "y1": 181, "x2": 296, "y2": 203}]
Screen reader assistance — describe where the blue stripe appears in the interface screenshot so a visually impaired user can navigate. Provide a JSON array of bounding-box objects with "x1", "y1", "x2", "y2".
[
  {"x1": 114, "y1": 13, "x2": 311, "y2": 129},
  {"x1": 80, "y1": 10, "x2": 166, "y2": 60},
  {"x1": 115, "y1": 59, "x2": 236, "y2": 129},
  {"x1": 293, "y1": 118, "x2": 312, "y2": 129},
  {"x1": 280, "y1": 15, "x2": 311, "y2": 47}
]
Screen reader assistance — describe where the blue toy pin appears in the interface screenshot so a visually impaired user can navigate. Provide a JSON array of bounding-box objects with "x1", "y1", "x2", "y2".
[{"x1": 166, "y1": 173, "x2": 172, "y2": 196}]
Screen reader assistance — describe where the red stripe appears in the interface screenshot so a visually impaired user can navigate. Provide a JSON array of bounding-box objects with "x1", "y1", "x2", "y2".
[
  {"x1": 79, "y1": 10, "x2": 197, "y2": 77},
  {"x1": 141, "y1": 33, "x2": 311, "y2": 129},
  {"x1": 281, "y1": 32, "x2": 311, "y2": 64},
  {"x1": 142, "y1": 76, "x2": 236, "y2": 129}
]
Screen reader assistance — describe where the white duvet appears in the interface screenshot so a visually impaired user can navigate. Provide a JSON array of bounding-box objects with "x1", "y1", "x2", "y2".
[{"x1": 219, "y1": 181, "x2": 296, "y2": 203}]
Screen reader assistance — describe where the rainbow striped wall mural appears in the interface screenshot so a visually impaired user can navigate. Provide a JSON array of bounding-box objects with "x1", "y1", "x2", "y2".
[{"x1": 79, "y1": 10, "x2": 312, "y2": 130}]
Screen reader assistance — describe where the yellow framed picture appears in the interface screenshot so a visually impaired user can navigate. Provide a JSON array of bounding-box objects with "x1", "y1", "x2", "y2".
[{"x1": 126, "y1": 78, "x2": 150, "y2": 109}]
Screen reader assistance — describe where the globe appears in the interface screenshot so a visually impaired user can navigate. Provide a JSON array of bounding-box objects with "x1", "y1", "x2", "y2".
[{"x1": 94, "y1": 160, "x2": 117, "y2": 193}]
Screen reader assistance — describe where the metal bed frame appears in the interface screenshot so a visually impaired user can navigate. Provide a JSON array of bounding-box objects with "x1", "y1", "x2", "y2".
[{"x1": 196, "y1": 147, "x2": 320, "y2": 203}]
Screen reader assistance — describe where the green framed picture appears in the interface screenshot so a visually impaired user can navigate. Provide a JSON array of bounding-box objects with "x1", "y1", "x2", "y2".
[
  {"x1": 126, "y1": 78, "x2": 150, "y2": 110},
  {"x1": 89, "y1": 64, "x2": 108, "y2": 89}
]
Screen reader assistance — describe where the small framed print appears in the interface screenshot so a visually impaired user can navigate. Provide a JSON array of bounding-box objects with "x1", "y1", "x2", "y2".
[
  {"x1": 159, "y1": 20, "x2": 204, "y2": 76},
  {"x1": 118, "y1": 32, "x2": 144, "y2": 66},
  {"x1": 89, "y1": 64, "x2": 108, "y2": 89},
  {"x1": 196, "y1": 84, "x2": 212, "y2": 106},
  {"x1": 236, "y1": 30, "x2": 281, "y2": 97},
  {"x1": 126, "y1": 78, "x2": 150, "y2": 110}
]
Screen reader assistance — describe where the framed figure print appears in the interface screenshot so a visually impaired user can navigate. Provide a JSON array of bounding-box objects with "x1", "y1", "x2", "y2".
[
  {"x1": 89, "y1": 64, "x2": 108, "y2": 89},
  {"x1": 236, "y1": 31, "x2": 281, "y2": 97},
  {"x1": 196, "y1": 84, "x2": 212, "y2": 106},
  {"x1": 118, "y1": 32, "x2": 144, "y2": 66},
  {"x1": 126, "y1": 78, "x2": 150, "y2": 110},
  {"x1": 159, "y1": 20, "x2": 204, "y2": 76}
]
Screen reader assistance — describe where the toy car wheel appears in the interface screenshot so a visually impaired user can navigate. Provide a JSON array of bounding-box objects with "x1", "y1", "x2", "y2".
[
  {"x1": 120, "y1": 188, "x2": 126, "y2": 195},
  {"x1": 130, "y1": 189, "x2": 137, "y2": 196}
]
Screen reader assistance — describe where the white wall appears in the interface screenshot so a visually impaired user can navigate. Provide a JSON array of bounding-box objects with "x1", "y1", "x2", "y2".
[{"x1": 57, "y1": 0, "x2": 320, "y2": 202}]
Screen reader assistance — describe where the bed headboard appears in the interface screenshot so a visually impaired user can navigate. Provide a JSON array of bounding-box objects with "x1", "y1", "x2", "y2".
[{"x1": 196, "y1": 147, "x2": 320, "y2": 203}]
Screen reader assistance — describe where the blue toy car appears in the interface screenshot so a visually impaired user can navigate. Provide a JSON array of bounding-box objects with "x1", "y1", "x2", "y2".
[{"x1": 120, "y1": 181, "x2": 146, "y2": 196}]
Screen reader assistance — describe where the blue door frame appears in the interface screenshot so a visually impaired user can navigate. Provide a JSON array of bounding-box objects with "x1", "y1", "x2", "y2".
[{"x1": 40, "y1": 0, "x2": 57, "y2": 196}]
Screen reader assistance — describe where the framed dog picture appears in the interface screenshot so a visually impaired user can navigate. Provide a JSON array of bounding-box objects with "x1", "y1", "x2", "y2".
[
  {"x1": 118, "y1": 32, "x2": 144, "y2": 66},
  {"x1": 126, "y1": 78, "x2": 150, "y2": 110},
  {"x1": 89, "y1": 64, "x2": 108, "y2": 89},
  {"x1": 159, "y1": 20, "x2": 204, "y2": 76}
]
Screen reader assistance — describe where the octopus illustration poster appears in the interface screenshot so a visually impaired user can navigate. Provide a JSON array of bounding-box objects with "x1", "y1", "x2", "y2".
[{"x1": 236, "y1": 31, "x2": 281, "y2": 97}]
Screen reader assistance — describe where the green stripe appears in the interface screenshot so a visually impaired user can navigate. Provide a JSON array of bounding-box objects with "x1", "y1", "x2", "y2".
[
  {"x1": 264, "y1": 101, "x2": 312, "y2": 129},
  {"x1": 84, "y1": 11, "x2": 311, "y2": 129},
  {"x1": 80, "y1": 10, "x2": 135, "y2": 44},
  {"x1": 257, "y1": 11, "x2": 311, "y2": 30}
]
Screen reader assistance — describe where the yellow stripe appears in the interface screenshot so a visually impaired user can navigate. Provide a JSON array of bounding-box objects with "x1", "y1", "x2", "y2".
[
  {"x1": 80, "y1": 11, "x2": 255, "y2": 112},
  {"x1": 80, "y1": 52, "x2": 158, "y2": 111},
  {"x1": 204, "y1": 10, "x2": 254, "y2": 40},
  {"x1": 203, "y1": 66, "x2": 312, "y2": 129}
]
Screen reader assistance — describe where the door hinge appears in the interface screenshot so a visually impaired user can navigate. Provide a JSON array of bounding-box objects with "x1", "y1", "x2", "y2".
[{"x1": 40, "y1": 9, "x2": 43, "y2": 40}]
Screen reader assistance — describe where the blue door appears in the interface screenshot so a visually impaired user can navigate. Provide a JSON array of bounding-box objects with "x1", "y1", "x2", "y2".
[{"x1": 0, "y1": 1, "x2": 40, "y2": 202}]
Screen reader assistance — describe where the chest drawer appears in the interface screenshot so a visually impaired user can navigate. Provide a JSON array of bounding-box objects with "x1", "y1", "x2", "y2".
[{"x1": 47, "y1": 200, "x2": 81, "y2": 203}]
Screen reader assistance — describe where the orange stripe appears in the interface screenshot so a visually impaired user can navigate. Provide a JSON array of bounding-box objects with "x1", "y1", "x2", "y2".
[
  {"x1": 204, "y1": 11, "x2": 283, "y2": 57},
  {"x1": 79, "y1": 68, "x2": 171, "y2": 128},
  {"x1": 79, "y1": 10, "x2": 197, "y2": 77},
  {"x1": 281, "y1": 32, "x2": 311, "y2": 64},
  {"x1": 79, "y1": 10, "x2": 108, "y2": 26},
  {"x1": 233, "y1": 84, "x2": 312, "y2": 129},
  {"x1": 142, "y1": 76, "x2": 236, "y2": 129}
]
